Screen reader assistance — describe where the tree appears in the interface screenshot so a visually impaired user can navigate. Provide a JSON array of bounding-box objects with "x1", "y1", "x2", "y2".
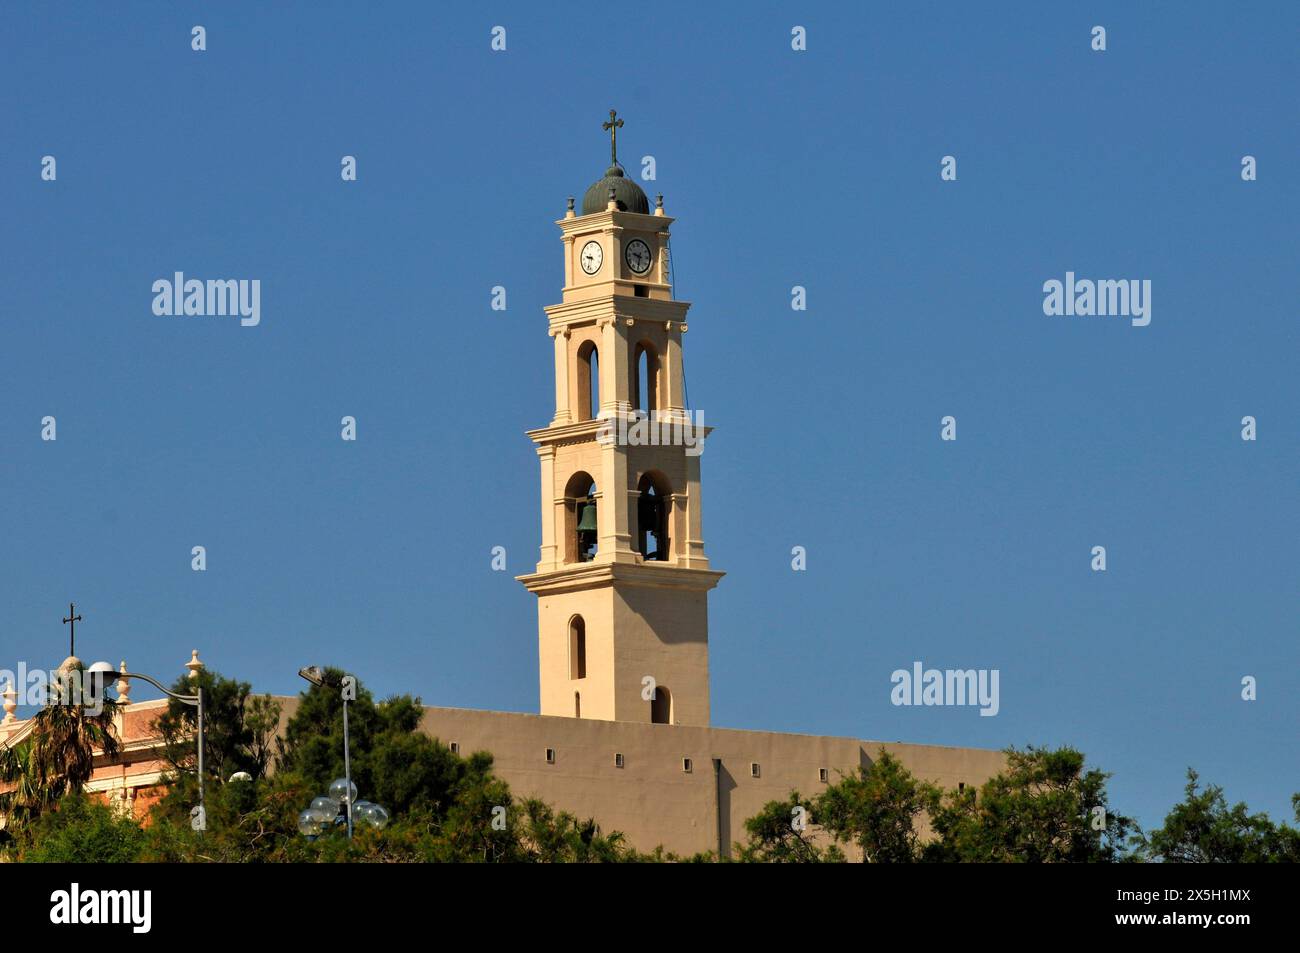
[
  {"x1": 926, "y1": 746, "x2": 1135, "y2": 862},
  {"x1": 0, "y1": 662, "x2": 121, "y2": 829},
  {"x1": 735, "y1": 792, "x2": 843, "y2": 863},
  {"x1": 155, "y1": 669, "x2": 282, "y2": 785},
  {"x1": 141, "y1": 671, "x2": 658, "y2": 863},
  {"x1": 18, "y1": 793, "x2": 145, "y2": 863},
  {"x1": 815, "y1": 751, "x2": 940, "y2": 862},
  {"x1": 1139, "y1": 769, "x2": 1299, "y2": 863}
]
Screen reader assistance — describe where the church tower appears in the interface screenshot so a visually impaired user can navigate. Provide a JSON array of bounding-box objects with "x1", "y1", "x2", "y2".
[{"x1": 517, "y1": 111, "x2": 723, "y2": 727}]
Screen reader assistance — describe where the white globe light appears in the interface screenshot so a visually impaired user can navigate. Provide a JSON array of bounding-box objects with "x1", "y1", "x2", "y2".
[
  {"x1": 297, "y1": 810, "x2": 321, "y2": 836},
  {"x1": 367, "y1": 805, "x2": 390, "y2": 830},
  {"x1": 310, "y1": 796, "x2": 339, "y2": 819},
  {"x1": 329, "y1": 778, "x2": 357, "y2": 805}
]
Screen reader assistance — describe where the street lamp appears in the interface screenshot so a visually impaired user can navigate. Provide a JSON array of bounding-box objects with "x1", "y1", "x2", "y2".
[
  {"x1": 298, "y1": 665, "x2": 354, "y2": 838},
  {"x1": 103, "y1": 666, "x2": 206, "y2": 830}
]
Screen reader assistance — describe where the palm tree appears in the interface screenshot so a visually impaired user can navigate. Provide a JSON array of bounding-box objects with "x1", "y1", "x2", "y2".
[
  {"x1": 29, "y1": 695, "x2": 121, "y2": 801},
  {"x1": 0, "y1": 662, "x2": 121, "y2": 827}
]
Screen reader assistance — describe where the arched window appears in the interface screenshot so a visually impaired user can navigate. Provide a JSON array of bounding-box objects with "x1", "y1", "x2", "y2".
[
  {"x1": 574, "y1": 691, "x2": 581, "y2": 718},
  {"x1": 577, "y1": 340, "x2": 599, "y2": 421},
  {"x1": 633, "y1": 341, "x2": 659, "y2": 412},
  {"x1": 564, "y1": 472, "x2": 598, "y2": 563},
  {"x1": 651, "y1": 685, "x2": 672, "y2": 724},
  {"x1": 636, "y1": 471, "x2": 671, "y2": 561},
  {"x1": 569, "y1": 616, "x2": 586, "y2": 680}
]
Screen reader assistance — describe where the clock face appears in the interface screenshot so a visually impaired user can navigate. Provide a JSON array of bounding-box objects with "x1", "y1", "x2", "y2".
[
  {"x1": 580, "y1": 240, "x2": 603, "y2": 275},
  {"x1": 625, "y1": 238, "x2": 652, "y2": 275}
]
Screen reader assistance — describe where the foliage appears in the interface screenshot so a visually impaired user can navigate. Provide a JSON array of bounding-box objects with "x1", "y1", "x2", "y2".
[
  {"x1": 17, "y1": 794, "x2": 146, "y2": 863},
  {"x1": 737, "y1": 746, "x2": 1138, "y2": 863},
  {"x1": 924, "y1": 746, "x2": 1136, "y2": 862},
  {"x1": 735, "y1": 792, "x2": 844, "y2": 862},
  {"x1": 1137, "y1": 770, "x2": 1300, "y2": 863},
  {"x1": 138, "y1": 669, "x2": 660, "y2": 862},
  {"x1": 0, "y1": 664, "x2": 120, "y2": 830},
  {"x1": 817, "y1": 752, "x2": 939, "y2": 862},
  {"x1": 155, "y1": 669, "x2": 282, "y2": 784}
]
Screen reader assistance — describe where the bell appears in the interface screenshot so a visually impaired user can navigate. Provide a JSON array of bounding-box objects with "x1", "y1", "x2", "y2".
[
  {"x1": 638, "y1": 494, "x2": 660, "y2": 526},
  {"x1": 576, "y1": 502, "x2": 598, "y2": 533}
]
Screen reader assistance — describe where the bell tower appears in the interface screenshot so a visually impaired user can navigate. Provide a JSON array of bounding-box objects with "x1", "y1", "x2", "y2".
[{"x1": 517, "y1": 111, "x2": 723, "y2": 727}]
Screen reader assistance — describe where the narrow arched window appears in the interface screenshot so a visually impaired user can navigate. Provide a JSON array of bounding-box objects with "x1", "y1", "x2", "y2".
[
  {"x1": 569, "y1": 616, "x2": 586, "y2": 680},
  {"x1": 636, "y1": 471, "x2": 671, "y2": 561},
  {"x1": 574, "y1": 691, "x2": 581, "y2": 718},
  {"x1": 577, "y1": 341, "x2": 599, "y2": 421},
  {"x1": 564, "y1": 472, "x2": 598, "y2": 563},
  {"x1": 633, "y1": 342, "x2": 658, "y2": 412}
]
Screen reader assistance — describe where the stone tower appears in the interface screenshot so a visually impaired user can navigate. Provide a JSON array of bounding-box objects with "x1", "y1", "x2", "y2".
[{"x1": 517, "y1": 112, "x2": 723, "y2": 727}]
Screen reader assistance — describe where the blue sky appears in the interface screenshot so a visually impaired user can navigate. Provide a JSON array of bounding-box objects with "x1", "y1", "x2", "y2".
[{"x1": 2, "y1": 2, "x2": 1296, "y2": 832}]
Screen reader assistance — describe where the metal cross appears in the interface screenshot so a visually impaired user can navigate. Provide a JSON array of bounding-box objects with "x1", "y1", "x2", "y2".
[
  {"x1": 602, "y1": 109, "x2": 624, "y2": 167},
  {"x1": 62, "y1": 602, "x2": 83, "y2": 657}
]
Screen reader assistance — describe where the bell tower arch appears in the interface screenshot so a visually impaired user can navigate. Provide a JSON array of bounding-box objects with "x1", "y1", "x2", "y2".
[{"x1": 517, "y1": 112, "x2": 723, "y2": 726}]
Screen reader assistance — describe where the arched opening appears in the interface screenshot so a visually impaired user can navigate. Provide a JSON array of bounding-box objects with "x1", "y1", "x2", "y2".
[
  {"x1": 636, "y1": 471, "x2": 671, "y2": 561},
  {"x1": 569, "y1": 615, "x2": 586, "y2": 680},
  {"x1": 651, "y1": 685, "x2": 672, "y2": 725},
  {"x1": 576, "y1": 340, "x2": 599, "y2": 421},
  {"x1": 574, "y1": 691, "x2": 581, "y2": 718},
  {"x1": 563, "y1": 471, "x2": 599, "y2": 563},
  {"x1": 633, "y1": 341, "x2": 659, "y2": 412}
]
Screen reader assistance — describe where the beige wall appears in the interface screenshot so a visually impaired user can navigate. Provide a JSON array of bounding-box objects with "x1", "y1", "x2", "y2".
[{"x1": 417, "y1": 705, "x2": 1005, "y2": 858}]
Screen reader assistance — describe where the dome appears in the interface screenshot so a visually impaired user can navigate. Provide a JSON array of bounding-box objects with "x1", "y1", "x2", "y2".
[{"x1": 582, "y1": 164, "x2": 649, "y2": 215}]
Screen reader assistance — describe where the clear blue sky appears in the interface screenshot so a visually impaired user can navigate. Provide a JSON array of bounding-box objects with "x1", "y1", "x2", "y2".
[{"x1": 2, "y1": 2, "x2": 1296, "y2": 833}]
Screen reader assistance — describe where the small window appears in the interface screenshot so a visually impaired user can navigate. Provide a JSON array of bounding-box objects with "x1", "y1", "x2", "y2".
[
  {"x1": 634, "y1": 284, "x2": 648, "y2": 297},
  {"x1": 569, "y1": 616, "x2": 587, "y2": 679},
  {"x1": 545, "y1": 748, "x2": 556, "y2": 764},
  {"x1": 682, "y1": 758, "x2": 693, "y2": 774},
  {"x1": 958, "y1": 782, "x2": 966, "y2": 792},
  {"x1": 615, "y1": 753, "x2": 625, "y2": 768},
  {"x1": 819, "y1": 768, "x2": 828, "y2": 783},
  {"x1": 750, "y1": 763, "x2": 761, "y2": 779},
  {"x1": 449, "y1": 742, "x2": 459, "y2": 755}
]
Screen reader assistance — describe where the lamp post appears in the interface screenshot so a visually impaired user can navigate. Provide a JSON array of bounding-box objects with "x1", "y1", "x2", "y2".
[
  {"x1": 103, "y1": 667, "x2": 205, "y2": 830},
  {"x1": 299, "y1": 665, "x2": 353, "y2": 838}
]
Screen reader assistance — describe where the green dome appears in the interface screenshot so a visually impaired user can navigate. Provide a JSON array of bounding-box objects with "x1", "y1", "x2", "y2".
[{"x1": 582, "y1": 165, "x2": 649, "y2": 214}]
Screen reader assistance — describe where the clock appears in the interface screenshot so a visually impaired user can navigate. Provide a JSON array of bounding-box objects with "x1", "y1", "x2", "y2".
[
  {"x1": 580, "y1": 240, "x2": 603, "y2": 275},
  {"x1": 625, "y1": 238, "x2": 652, "y2": 275}
]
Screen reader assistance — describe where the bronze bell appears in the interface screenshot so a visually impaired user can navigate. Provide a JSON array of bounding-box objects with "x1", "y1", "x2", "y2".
[{"x1": 576, "y1": 501, "x2": 598, "y2": 533}]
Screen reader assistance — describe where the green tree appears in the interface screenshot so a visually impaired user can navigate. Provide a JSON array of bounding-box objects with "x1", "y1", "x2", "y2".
[
  {"x1": 0, "y1": 663, "x2": 121, "y2": 830},
  {"x1": 926, "y1": 746, "x2": 1135, "y2": 862},
  {"x1": 815, "y1": 751, "x2": 940, "y2": 862},
  {"x1": 735, "y1": 792, "x2": 843, "y2": 863},
  {"x1": 143, "y1": 671, "x2": 657, "y2": 863},
  {"x1": 155, "y1": 669, "x2": 282, "y2": 785},
  {"x1": 1139, "y1": 769, "x2": 1299, "y2": 863},
  {"x1": 19, "y1": 793, "x2": 146, "y2": 863}
]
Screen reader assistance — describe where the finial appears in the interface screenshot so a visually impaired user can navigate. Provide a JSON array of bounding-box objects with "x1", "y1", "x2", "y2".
[
  {"x1": 655, "y1": 193, "x2": 664, "y2": 216},
  {"x1": 565, "y1": 196, "x2": 575, "y2": 219},
  {"x1": 186, "y1": 649, "x2": 204, "y2": 680},
  {"x1": 602, "y1": 109, "x2": 625, "y2": 169},
  {"x1": 606, "y1": 185, "x2": 617, "y2": 211},
  {"x1": 115, "y1": 660, "x2": 130, "y2": 702},
  {"x1": 2, "y1": 682, "x2": 17, "y2": 724}
]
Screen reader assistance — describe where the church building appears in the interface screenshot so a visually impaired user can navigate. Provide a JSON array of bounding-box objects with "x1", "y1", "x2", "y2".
[{"x1": 2, "y1": 115, "x2": 1004, "y2": 858}]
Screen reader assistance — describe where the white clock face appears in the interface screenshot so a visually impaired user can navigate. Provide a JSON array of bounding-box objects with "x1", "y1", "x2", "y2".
[
  {"x1": 580, "y1": 240, "x2": 603, "y2": 275},
  {"x1": 625, "y1": 238, "x2": 652, "y2": 275}
]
